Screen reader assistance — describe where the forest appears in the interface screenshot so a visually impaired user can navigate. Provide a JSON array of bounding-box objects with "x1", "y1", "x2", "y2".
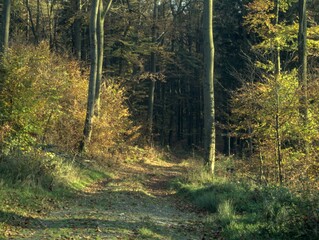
[{"x1": 0, "y1": 0, "x2": 318, "y2": 239}]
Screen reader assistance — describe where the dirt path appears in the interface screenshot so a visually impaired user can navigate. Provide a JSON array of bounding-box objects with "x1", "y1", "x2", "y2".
[{"x1": 6, "y1": 157, "x2": 213, "y2": 239}]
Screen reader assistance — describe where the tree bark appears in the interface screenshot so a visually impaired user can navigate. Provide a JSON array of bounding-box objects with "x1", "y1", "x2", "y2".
[
  {"x1": 36, "y1": 0, "x2": 40, "y2": 40},
  {"x1": 46, "y1": 0, "x2": 54, "y2": 48},
  {"x1": 25, "y1": 0, "x2": 39, "y2": 44},
  {"x1": 80, "y1": 0, "x2": 112, "y2": 152},
  {"x1": 273, "y1": 0, "x2": 283, "y2": 185},
  {"x1": 73, "y1": 0, "x2": 82, "y2": 60},
  {"x1": 94, "y1": 0, "x2": 112, "y2": 116},
  {"x1": 79, "y1": 0, "x2": 99, "y2": 152},
  {"x1": 0, "y1": 0, "x2": 11, "y2": 54},
  {"x1": 147, "y1": 0, "x2": 158, "y2": 141},
  {"x1": 203, "y1": 0, "x2": 215, "y2": 174},
  {"x1": 94, "y1": 0, "x2": 104, "y2": 116},
  {"x1": 298, "y1": 0, "x2": 308, "y2": 153}
]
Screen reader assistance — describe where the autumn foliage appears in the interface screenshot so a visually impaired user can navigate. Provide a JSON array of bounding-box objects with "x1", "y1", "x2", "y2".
[{"x1": 0, "y1": 42, "x2": 137, "y2": 157}]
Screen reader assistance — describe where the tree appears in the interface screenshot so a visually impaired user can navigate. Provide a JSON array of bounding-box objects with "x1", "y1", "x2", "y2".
[
  {"x1": 0, "y1": 0, "x2": 11, "y2": 54},
  {"x1": 147, "y1": 0, "x2": 158, "y2": 141},
  {"x1": 95, "y1": 0, "x2": 112, "y2": 116},
  {"x1": 232, "y1": 0, "x2": 319, "y2": 184},
  {"x1": 298, "y1": 0, "x2": 308, "y2": 152},
  {"x1": 80, "y1": 0, "x2": 112, "y2": 152},
  {"x1": 79, "y1": 0, "x2": 99, "y2": 152},
  {"x1": 203, "y1": 0, "x2": 215, "y2": 174},
  {"x1": 24, "y1": 0, "x2": 42, "y2": 44},
  {"x1": 73, "y1": 0, "x2": 82, "y2": 60},
  {"x1": 274, "y1": 0, "x2": 283, "y2": 184}
]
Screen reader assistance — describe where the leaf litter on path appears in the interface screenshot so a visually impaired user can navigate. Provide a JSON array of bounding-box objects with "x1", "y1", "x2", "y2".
[{"x1": 4, "y1": 157, "x2": 215, "y2": 239}]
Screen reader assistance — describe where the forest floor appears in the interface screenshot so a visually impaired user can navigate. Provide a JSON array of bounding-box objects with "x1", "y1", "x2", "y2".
[{"x1": 3, "y1": 154, "x2": 215, "y2": 239}]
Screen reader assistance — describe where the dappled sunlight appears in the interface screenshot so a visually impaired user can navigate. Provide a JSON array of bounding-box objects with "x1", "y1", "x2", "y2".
[{"x1": 1, "y1": 153, "x2": 210, "y2": 239}]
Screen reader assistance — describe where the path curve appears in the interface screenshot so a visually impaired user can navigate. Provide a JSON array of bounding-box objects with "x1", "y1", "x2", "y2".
[{"x1": 8, "y1": 156, "x2": 213, "y2": 239}]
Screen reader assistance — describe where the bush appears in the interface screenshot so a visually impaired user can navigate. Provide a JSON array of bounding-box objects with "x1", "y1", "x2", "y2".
[
  {"x1": 0, "y1": 42, "x2": 85, "y2": 152},
  {"x1": 88, "y1": 82, "x2": 141, "y2": 159},
  {"x1": 0, "y1": 42, "x2": 140, "y2": 158}
]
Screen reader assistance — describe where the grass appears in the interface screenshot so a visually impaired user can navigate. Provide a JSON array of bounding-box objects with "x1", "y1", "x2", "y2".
[
  {"x1": 0, "y1": 149, "x2": 109, "y2": 238},
  {"x1": 174, "y1": 156, "x2": 319, "y2": 240},
  {"x1": 137, "y1": 227, "x2": 166, "y2": 239},
  {"x1": 1, "y1": 147, "x2": 318, "y2": 239},
  {"x1": 0, "y1": 147, "x2": 210, "y2": 239}
]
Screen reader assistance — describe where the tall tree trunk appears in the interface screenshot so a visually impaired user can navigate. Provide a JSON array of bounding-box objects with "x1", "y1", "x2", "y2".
[
  {"x1": 203, "y1": 0, "x2": 215, "y2": 174},
  {"x1": 80, "y1": 0, "x2": 112, "y2": 152},
  {"x1": 160, "y1": 83, "x2": 167, "y2": 146},
  {"x1": 298, "y1": 0, "x2": 308, "y2": 153},
  {"x1": 73, "y1": 0, "x2": 82, "y2": 60},
  {"x1": 79, "y1": 0, "x2": 100, "y2": 152},
  {"x1": 25, "y1": 0, "x2": 39, "y2": 44},
  {"x1": 95, "y1": 0, "x2": 112, "y2": 116},
  {"x1": 36, "y1": 0, "x2": 40, "y2": 40},
  {"x1": 274, "y1": 0, "x2": 283, "y2": 185},
  {"x1": 148, "y1": 0, "x2": 158, "y2": 141},
  {"x1": 0, "y1": 0, "x2": 11, "y2": 54},
  {"x1": 46, "y1": 0, "x2": 54, "y2": 48},
  {"x1": 94, "y1": 0, "x2": 104, "y2": 116}
]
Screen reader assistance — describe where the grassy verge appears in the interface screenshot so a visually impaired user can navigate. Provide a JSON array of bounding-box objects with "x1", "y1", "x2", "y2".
[
  {"x1": 174, "y1": 157, "x2": 319, "y2": 240},
  {"x1": 0, "y1": 149, "x2": 109, "y2": 238}
]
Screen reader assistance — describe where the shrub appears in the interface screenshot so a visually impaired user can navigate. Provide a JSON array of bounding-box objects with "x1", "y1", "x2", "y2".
[
  {"x1": 0, "y1": 42, "x2": 140, "y2": 158},
  {"x1": 0, "y1": 42, "x2": 86, "y2": 152},
  {"x1": 88, "y1": 81, "x2": 141, "y2": 159}
]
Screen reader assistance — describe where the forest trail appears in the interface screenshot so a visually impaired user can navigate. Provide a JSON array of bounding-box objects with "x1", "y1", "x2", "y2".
[{"x1": 7, "y1": 154, "x2": 213, "y2": 239}]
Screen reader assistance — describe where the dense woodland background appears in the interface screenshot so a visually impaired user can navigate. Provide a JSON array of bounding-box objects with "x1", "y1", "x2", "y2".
[
  {"x1": 1, "y1": 0, "x2": 318, "y2": 184},
  {"x1": 0, "y1": 0, "x2": 319, "y2": 238}
]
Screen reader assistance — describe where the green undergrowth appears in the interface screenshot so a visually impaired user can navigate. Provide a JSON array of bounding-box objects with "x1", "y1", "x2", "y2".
[
  {"x1": 174, "y1": 157, "x2": 319, "y2": 240},
  {"x1": 137, "y1": 227, "x2": 167, "y2": 239},
  {"x1": 0, "y1": 149, "x2": 109, "y2": 237}
]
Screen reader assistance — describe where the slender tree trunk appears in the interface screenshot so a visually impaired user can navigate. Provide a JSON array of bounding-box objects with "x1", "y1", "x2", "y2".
[
  {"x1": 36, "y1": 0, "x2": 40, "y2": 36},
  {"x1": 187, "y1": 77, "x2": 194, "y2": 147},
  {"x1": 79, "y1": 0, "x2": 99, "y2": 152},
  {"x1": 25, "y1": 0, "x2": 39, "y2": 44},
  {"x1": 298, "y1": 0, "x2": 308, "y2": 153},
  {"x1": 273, "y1": 0, "x2": 283, "y2": 185},
  {"x1": 73, "y1": 0, "x2": 82, "y2": 60},
  {"x1": 195, "y1": 31, "x2": 201, "y2": 146},
  {"x1": 168, "y1": 81, "x2": 174, "y2": 146},
  {"x1": 94, "y1": 0, "x2": 104, "y2": 116},
  {"x1": 52, "y1": 10, "x2": 58, "y2": 49},
  {"x1": 147, "y1": 0, "x2": 158, "y2": 141},
  {"x1": 46, "y1": 0, "x2": 54, "y2": 48},
  {"x1": 95, "y1": 0, "x2": 112, "y2": 116},
  {"x1": 79, "y1": 0, "x2": 112, "y2": 152},
  {"x1": 0, "y1": 0, "x2": 11, "y2": 54},
  {"x1": 26, "y1": 10, "x2": 30, "y2": 40},
  {"x1": 203, "y1": 0, "x2": 215, "y2": 174},
  {"x1": 96, "y1": 0, "x2": 112, "y2": 115}
]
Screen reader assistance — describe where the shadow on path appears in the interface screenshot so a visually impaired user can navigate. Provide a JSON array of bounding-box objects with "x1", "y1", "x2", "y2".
[{"x1": 1, "y1": 157, "x2": 209, "y2": 239}]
